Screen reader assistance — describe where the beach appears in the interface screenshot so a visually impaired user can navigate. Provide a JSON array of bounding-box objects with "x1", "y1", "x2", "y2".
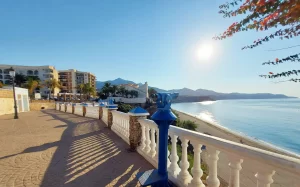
[{"x1": 173, "y1": 110, "x2": 300, "y2": 187}]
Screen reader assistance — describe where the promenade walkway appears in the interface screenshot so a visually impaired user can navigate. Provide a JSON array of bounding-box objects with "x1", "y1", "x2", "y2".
[{"x1": 0, "y1": 110, "x2": 153, "y2": 187}]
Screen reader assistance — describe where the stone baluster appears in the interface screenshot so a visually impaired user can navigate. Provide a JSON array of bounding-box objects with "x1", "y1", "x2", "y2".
[
  {"x1": 255, "y1": 167, "x2": 275, "y2": 187},
  {"x1": 99, "y1": 106, "x2": 103, "y2": 119},
  {"x1": 72, "y1": 104, "x2": 75, "y2": 114},
  {"x1": 64, "y1": 104, "x2": 67, "y2": 112},
  {"x1": 228, "y1": 156, "x2": 243, "y2": 187},
  {"x1": 189, "y1": 140, "x2": 205, "y2": 187},
  {"x1": 145, "y1": 124, "x2": 151, "y2": 153},
  {"x1": 169, "y1": 133, "x2": 180, "y2": 177},
  {"x1": 178, "y1": 137, "x2": 192, "y2": 186},
  {"x1": 140, "y1": 123, "x2": 146, "y2": 151},
  {"x1": 155, "y1": 128, "x2": 159, "y2": 161},
  {"x1": 83, "y1": 106, "x2": 86, "y2": 117},
  {"x1": 128, "y1": 107, "x2": 149, "y2": 151},
  {"x1": 150, "y1": 126, "x2": 157, "y2": 158},
  {"x1": 206, "y1": 148, "x2": 220, "y2": 187}
]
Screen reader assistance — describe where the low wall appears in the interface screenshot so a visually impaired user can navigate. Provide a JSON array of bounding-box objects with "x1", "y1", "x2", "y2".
[
  {"x1": 30, "y1": 102, "x2": 55, "y2": 111},
  {"x1": 0, "y1": 89, "x2": 14, "y2": 115}
]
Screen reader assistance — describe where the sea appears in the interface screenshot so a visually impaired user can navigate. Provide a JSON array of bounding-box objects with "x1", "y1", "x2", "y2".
[{"x1": 172, "y1": 98, "x2": 300, "y2": 154}]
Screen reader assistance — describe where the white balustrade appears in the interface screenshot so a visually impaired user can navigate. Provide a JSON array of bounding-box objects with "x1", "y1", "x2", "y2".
[
  {"x1": 228, "y1": 156, "x2": 243, "y2": 187},
  {"x1": 102, "y1": 107, "x2": 108, "y2": 126},
  {"x1": 111, "y1": 110, "x2": 130, "y2": 144},
  {"x1": 189, "y1": 140, "x2": 205, "y2": 187},
  {"x1": 74, "y1": 105, "x2": 83, "y2": 116},
  {"x1": 178, "y1": 137, "x2": 193, "y2": 186},
  {"x1": 206, "y1": 148, "x2": 220, "y2": 187},
  {"x1": 53, "y1": 107, "x2": 300, "y2": 187},
  {"x1": 169, "y1": 133, "x2": 180, "y2": 177},
  {"x1": 150, "y1": 126, "x2": 157, "y2": 157},
  {"x1": 55, "y1": 103, "x2": 60, "y2": 110},
  {"x1": 85, "y1": 106, "x2": 99, "y2": 119},
  {"x1": 136, "y1": 121, "x2": 300, "y2": 187},
  {"x1": 138, "y1": 119, "x2": 159, "y2": 167},
  {"x1": 66, "y1": 104, "x2": 73, "y2": 113}
]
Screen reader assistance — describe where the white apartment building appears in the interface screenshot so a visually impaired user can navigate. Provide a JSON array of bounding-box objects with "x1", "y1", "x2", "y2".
[
  {"x1": 0, "y1": 65, "x2": 60, "y2": 97},
  {"x1": 58, "y1": 69, "x2": 96, "y2": 94}
]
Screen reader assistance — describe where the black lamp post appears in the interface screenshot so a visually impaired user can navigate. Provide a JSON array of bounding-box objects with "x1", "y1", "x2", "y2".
[{"x1": 9, "y1": 67, "x2": 18, "y2": 119}]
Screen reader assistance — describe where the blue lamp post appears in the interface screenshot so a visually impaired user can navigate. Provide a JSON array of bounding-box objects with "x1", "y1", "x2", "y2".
[{"x1": 136, "y1": 92, "x2": 178, "y2": 187}]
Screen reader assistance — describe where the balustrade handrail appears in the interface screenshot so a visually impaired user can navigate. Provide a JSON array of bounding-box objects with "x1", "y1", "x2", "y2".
[
  {"x1": 169, "y1": 125, "x2": 300, "y2": 176},
  {"x1": 138, "y1": 119, "x2": 157, "y2": 129},
  {"x1": 111, "y1": 110, "x2": 129, "y2": 118}
]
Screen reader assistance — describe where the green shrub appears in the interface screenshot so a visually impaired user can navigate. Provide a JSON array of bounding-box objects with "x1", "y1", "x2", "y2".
[
  {"x1": 177, "y1": 120, "x2": 197, "y2": 131},
  {"x1": 117, "y1": 104, "x2": 133, "y2": 113}
]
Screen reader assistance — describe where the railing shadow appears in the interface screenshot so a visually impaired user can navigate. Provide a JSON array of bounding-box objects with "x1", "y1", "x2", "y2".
[{"x1": 40, "y1": 110, "x2": 153, "y2": 187}]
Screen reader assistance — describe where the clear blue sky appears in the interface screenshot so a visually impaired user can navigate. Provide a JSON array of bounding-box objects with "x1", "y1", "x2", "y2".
[{"x1": 1, "y1": 0, "x2": 299, "y2": 97}]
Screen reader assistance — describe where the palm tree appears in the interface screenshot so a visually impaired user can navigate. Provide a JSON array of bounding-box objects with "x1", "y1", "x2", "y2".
[
  {"x1": 111, "y1": 85, "x2": 118, "y2": 96},
  {"x1": 77, "y1": 83, "x2": 85, "y2": 101},
  {"x1": 117, "y1": 86, "x2": 126, "y2": 97},
  {"x1": 83, "y1": 83, "x2": 96, "y2": 100},
  {"x1": 15, "y1": 73, "x2": 27, "y2": 87},
  {"x1": 24, "y1": 78, "x2": 39, "y2": 99},
  {"x1": 44, "y1": 79, "x2": 61, "y2": 101},
  {"x1": 102, "y1": 82, "x2": 112, "y2": 97}
]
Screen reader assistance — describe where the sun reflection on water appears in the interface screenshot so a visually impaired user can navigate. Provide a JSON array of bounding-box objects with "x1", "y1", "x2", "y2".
[{"x1": 197, "y1": 110, "x2": 217, "y2": 124}]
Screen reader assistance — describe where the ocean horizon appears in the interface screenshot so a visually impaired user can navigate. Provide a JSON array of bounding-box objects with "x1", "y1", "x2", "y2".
[{"x1": 172, "y1": 98, "x2": 300, "y2": 155}]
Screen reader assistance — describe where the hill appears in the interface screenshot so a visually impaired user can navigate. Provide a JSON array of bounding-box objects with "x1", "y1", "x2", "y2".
[{"x1": 96, "y1": 78, "x2": 295, "y2": 100}]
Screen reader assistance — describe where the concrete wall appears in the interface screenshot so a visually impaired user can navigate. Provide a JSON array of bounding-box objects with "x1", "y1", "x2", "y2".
[
  {"x1": 0, "y1": 89, "x2": 14, "y2": 115},
  {"x1": 30, "y1": 102, "x2": 55, "y2": 110}
]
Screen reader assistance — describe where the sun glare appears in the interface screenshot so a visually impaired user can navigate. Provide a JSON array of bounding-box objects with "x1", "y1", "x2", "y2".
[{"x1": 196, "y1": 43, "x2": 214, "y2": 60}]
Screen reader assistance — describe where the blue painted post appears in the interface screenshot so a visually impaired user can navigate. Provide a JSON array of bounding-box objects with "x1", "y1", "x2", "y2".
[{"x1": 136, "y1": 92, "x2": 178, "y2": 187}]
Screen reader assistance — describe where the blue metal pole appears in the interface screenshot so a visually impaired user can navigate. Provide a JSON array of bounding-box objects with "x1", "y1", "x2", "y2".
[
  {"x1": 136, "y1": 93, "x2": 178, "y2": 187},
  {"x1": 157, "y1": 120, "x2": 169, "y2": 177}
]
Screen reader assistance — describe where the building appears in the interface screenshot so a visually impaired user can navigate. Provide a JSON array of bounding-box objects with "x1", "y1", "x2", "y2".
[
  {"x1": 0, "y1": 65, "x2": 60, "y2": 97},
  {"x1": 58, "y1": 69, "x2": 96, "y2": 94}
]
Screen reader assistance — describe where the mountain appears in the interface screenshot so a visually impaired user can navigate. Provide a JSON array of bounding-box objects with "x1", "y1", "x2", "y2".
[
  {"x1": 96, "y1": 78, "x2": 295, "y2": 99},
  {"x1": 96, "y1": 78, "x2": 136, "y2": 89}
]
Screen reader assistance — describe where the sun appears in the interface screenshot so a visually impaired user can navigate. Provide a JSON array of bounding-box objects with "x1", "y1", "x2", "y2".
[{"x1": 196, "y1": 43, "x2": 214, "y2": 60}]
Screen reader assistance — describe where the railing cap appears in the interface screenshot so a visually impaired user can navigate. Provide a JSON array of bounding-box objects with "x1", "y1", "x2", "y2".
[{"x1": 129, "y1": 107, "x2": 149, "y2": 116}]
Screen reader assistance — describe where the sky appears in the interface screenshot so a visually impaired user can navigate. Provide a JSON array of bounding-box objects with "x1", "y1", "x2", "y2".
[{"x1": 0, "y1": 0, "x2": 299, "y2": 97}]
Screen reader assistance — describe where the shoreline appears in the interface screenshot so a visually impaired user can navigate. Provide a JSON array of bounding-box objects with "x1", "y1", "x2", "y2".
[{"x1": 173, "y1": 109, "x2": 300, "y2": 159}]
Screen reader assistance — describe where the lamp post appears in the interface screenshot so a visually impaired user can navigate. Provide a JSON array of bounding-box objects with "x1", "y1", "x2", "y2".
[{"x1": 9, "y1": 67, "x2": 18, "y2": 119}]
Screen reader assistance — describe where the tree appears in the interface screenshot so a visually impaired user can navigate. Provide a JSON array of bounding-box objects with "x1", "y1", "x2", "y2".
[
  {"x1": 44, "y1": 79, "x2": 61, "y2": 100},
  {"x1": 0, "y1": 81, "x2": 3, "y2": 88},
  {"x1": 129, "y1": 90, "x2": 138, "y2": 98},
  {"x1": 148, "y1": 88, "x2": 157, "y2": 98},
  {"x1": 83, "y1": 83, "x2": 96, "y2": 100},
  {"x1": 117, "y1": 86, "x2": 126, "y2": 97},
  {"x1": 111, "y1": 85, "x2": 118, "y2": 96},
  {"x1": 24, "y1": 78, "x2": 39, "y2": 99},
  {"x1": 14, "y1": 73, "x2": 27, "y2": 87},
  {"x1": 102, "y1": 82, "x2": 112, "y2": 97},
  {"x1": 77, "y1": 83, "x2": 85, "y2": 101},
  {"x1": 214, "y1": 0, "x2": 300, "y2": 82}
]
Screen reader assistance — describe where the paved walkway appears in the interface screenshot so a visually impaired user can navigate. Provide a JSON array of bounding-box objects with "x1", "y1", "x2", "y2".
[{"x1": 0, "y1": 110, "x2": 153, "y2": 187}]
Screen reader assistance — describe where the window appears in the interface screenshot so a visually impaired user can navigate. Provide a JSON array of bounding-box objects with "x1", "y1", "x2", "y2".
[
  {"x1": 0, "y1": 75, "x2": 2, "y2": 79},
  {"x1": 3, "y1": 69, "x2": 10, "y2": 74},
  {"x1": 34, "y1": 70, "x2": 39, "y2": 75},
  {"x1": 0, "y1": 69, "x2": 2, "y2": 73},
  {"x1": 27, "y1": 70, "x2": 33, "y2": 75},
  {"x1": 4, "y1": 75, "x2": 11, "y2": 79},
  {"x1": 4, "y1": 80, "x2": 11, "y2": 84}
]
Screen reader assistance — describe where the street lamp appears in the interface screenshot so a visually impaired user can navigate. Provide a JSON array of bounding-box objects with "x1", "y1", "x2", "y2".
[{"x1": 9, "y1": 67, "x2": 18, "y2": 119}]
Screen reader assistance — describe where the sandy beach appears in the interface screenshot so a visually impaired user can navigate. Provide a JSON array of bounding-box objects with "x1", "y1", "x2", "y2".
[{"x1": 173, "y1": 110, "x2": 300, "y2": 187}]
